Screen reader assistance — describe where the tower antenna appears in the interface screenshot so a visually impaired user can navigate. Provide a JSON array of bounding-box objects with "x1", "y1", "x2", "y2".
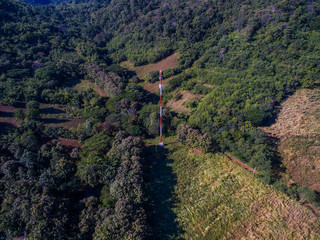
[{"x1": 159, "y1": 70, "x2": 164, "y2": 146}]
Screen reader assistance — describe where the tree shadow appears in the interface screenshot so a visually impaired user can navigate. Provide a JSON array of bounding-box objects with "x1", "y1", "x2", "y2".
[
  {"x1": 41, "y1": 107, "x2": 65, "y2": 115},
  {"x1": 0, "y1": 112, "x2": 13, "y2": 118},
  {"x1": 41, "y1": 118, "x2": 69, "y2": 124},
  {"x1": 63, "y1": 79, "x2": 81, "y2": 88},
  {"x1": 145, "y1": 145, "x2": 183, "y2": 240},
  {"x1": 0, "y1": 122, "x2": 15, "y2": 135}
]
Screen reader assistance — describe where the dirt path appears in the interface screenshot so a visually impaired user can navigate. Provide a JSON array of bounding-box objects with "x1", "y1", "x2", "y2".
[{"x1": 222, "y1": 152, "x2": 259, "y2": 174}]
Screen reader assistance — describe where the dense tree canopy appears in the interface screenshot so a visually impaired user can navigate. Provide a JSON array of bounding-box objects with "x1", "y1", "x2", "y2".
[{"x1": 0, "y1": 0, "x2": 319, "y2": 238}]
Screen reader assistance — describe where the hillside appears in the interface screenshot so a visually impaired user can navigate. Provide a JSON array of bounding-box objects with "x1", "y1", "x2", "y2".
[
  {"x1": 165, "y1": 142, "x2": 320, "y2": 239},
  {"x1": 263, "y1": 89, "x2": 320, "y2": 192},
  {"x1": 0, "y1": 0, "x2": 320, "y2": 238}
]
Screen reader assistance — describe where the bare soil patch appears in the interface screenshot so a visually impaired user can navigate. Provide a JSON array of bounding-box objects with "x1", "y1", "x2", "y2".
[
  {"x1": 58, "y1": 137, "x2": 81, "y2": 148},
  {"x1": 122, "y1": 52, "x2": 178, "y2": 79},
  {"x1": 263, "y1": 89, "x2": 320, "y2": 191},
  {"x1": 0, "y1": 102, "x2": 26, "y2": 128},
  {"x1": 143, "y1": 76, "x2": 175, "y2": 93},
  {"x1": 39, "y1": 104, "x2": 84, "y2": 130},
  {"x1": 188, "y1": 147, "x2": 204, "y2": 156},
  {"x1": 223, "y1": 152, "x2": 259, "y2": 174},
  {"x1": 166, "y1": 91, "x2": 203, "y2": 113}
]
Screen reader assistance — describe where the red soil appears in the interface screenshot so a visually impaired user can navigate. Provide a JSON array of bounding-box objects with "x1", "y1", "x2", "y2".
[
  {"x1": 58, "y1": 137, "x2": 81, "y2": 148},
  {"x1": 0, "y1": 104, "x2": 16, "y2": 112},
  {"x1": 0, "y1": 103, "x2": 26, "y2": 127},
  {"x1": 0, "y1": 118, "x2": 21, "y2": 127},
  {"x1": 188, "y1": 147, "x2": 204, "y2": 156},
  {"x1": 222, "y1": 152, "x2": 259, "y2": 174},
  {"x1": 55, "y1": 119, "x2": 84, "y2": 130}
]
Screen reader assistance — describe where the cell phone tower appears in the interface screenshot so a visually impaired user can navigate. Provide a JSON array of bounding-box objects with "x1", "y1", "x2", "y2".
[{"x1": 159, "y1": 70, "x2": 164, "y2": 146}]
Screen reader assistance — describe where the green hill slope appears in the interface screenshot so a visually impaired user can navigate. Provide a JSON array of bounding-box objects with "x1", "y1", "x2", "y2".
[{"x1": 166, "y1": 143, "x2": 320, "y2": 239}]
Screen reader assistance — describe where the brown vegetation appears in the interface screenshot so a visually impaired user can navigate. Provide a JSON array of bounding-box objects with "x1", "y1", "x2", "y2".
[
  {"x1": 75, "y1": 79, "x2": 108, "y2": 97},
  {"x1": 58, "y1": 137, "x2": 81, "y2": 148},
  {"x1": 122, "y1": 52, "x2": 178, "y2": 79},
  {"x1": 168, "y1": 144, "x2": 320, "y2": 239},
  {"x1": 227, "y1": 191, "x2": 319, "y2": 239},
  {"x1": 166, "y1": 91, "x2": 203, "y2": 113},
  {"x1": 142, "y1": 76, "x2": 174, "y2": 93},
  {"x1": 263, "y1": 89, "x2": 320, "y2": 191}
]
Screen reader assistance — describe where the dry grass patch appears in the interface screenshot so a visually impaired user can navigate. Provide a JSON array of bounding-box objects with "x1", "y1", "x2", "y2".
[
  {"x1": 121, "y1": 52, "x2": 178, "y2": 79},
  {"x1": 167, "y1": 144, "x2": 320, "y2": 239},
  {"x1": 166, "y1": 91, "x2": 203, "y2": 113},
  {"x1": 74, "y1": 79, "x2": 108, "y2": 97},
  {"x1": 142, "y1": 75, "x2": 175, "y2": 93},
  {"x1": 263, "y1": 89, "x2": 320, "y2": 191}
]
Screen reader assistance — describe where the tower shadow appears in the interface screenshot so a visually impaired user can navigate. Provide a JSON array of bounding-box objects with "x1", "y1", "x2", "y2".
[{"x1": 145, "y1": 145, "x2": 183, "y2": 240}]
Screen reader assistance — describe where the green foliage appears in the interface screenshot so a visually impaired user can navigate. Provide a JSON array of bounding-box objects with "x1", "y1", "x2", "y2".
[
  {"x1": 81, "y1": 132, "x2": 112, "y2": 152},
  {"x1": 25, "y1": 100, "x2": 40, "y2": 120},
  {"x1": 1, "y1": 0, "x2": 320, "y2": 238},
  {"x1": 177, "y1": 124, "x2": 213, "y2": 153},
  {"x1": 146, "y1": 71, "x2": 159, "y2": 83},
  {"x1": 14, "y1": 108, "x2": 24, "y2": 120},
  {"x1": 99, "y1": 185, "x2": 116, "y2": 209}
]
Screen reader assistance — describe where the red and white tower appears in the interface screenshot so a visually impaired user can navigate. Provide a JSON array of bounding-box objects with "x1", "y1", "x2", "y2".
[{"x1": 159, "y1": 70, "x2": 164, "y2": 146}]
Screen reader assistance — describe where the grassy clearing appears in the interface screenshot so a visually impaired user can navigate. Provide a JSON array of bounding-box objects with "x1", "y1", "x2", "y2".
[
  {"x1": 142, "y1": 75, "x2": 176, "y2": 93},
  {"x1": 74, "y1": 79, "x2": 108, "y2": 97},
  {"x1": 166, "y1": 90, "x2": 203, "y2": 113},
  {"x1": 163, "y1": 142, "x2": 320, "y2": 239},
  {"x1": 39, "y1": 103, "x2": 83, "y2": 129},
  {"x1": 263, "y1": 89, "x2": 320, "y2": 192},
  {"x1": 121, "y1": 52, "x2": 178, "y2": 80}
]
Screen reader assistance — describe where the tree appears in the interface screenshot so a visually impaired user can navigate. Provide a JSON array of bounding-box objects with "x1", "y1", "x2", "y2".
[
  {"x1": 14, "y1": 109, "x2": 24, "y2": 120},
  {"x1": 25, "y1": 101, "x2": 40, "y2": 120}
]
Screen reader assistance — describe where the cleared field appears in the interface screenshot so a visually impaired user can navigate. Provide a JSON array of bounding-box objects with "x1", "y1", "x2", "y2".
[
  {"x1": 121, "y1": 52, "x2": 178, "y2": 79},
  {"x1": 0, "y1": 103, "x2": 26, "y2": 127},
  {"x1": 74, "y1": 79, "x2": 108, "y2": 97},
  {"x1": 40, "y1": 104, "x2": 83, "y2": 129},
  {"x1": 142, "y1": 75, "x2": 174, "y2": 93},
  {"x1": 0, "y1": 103, "x2": 83, "y2": 130},
  {"x1": 166, "y1": 90, "x2": 203, "y2": 113},
  {"x1": 263, "y1": 89, "x2": 320, "y2": 191},
  {"x1": 58, "y1": 137, "x2": 81, "y2": 148},
  {"x1": 165, "y1": 143, "x2": 320, "y2": 239}
]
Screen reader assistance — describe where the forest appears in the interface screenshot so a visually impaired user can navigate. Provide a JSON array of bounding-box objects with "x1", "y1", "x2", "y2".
[{"x1": 0, "y1": 0, "x2": 320, "y2": 238}]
